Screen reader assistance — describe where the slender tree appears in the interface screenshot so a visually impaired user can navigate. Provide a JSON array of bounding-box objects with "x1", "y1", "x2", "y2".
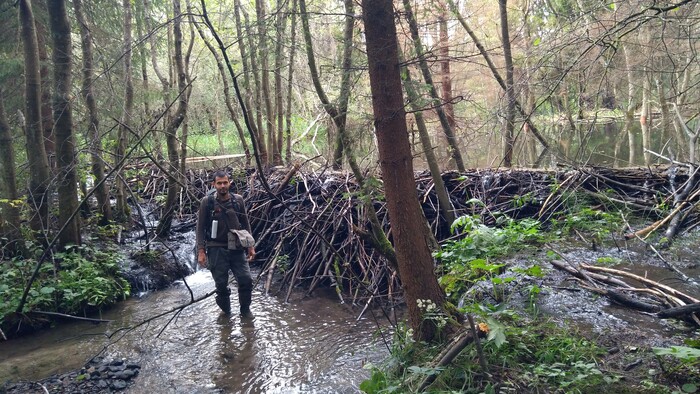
[
  {"x1": 74, "y1": 0, "x2": 112, "y2": 224},
  {"x1": 18, "y1": 0, "x2": 51, "y2": 238},
  {"x1": 114, "y1": 0, "x2": 134, "y2": 222},
  {"x1": 284, "y1": 0, "x2": 298, "y2": 163},
  {"x1": 402, "y1": 0, "x2": 466, "y2": 172},
  {"x1": 299, "y1": 0, "x2": 353, "y2": 170},
  {"x1": 499, "y1": 0, "x2": 516, "y2": 167},
  {"x1": 47, "y1": 0, "x2": 81, "y2": 247},
  {"x1": 0, "y1": 90, "x2": 23, "y2": 254},
  {"x1": 362, "y1": 0, "x2": 460, "y2": 342},
  {"x1": 156, "y1": 0, "x2": 189, "y2": 237}
]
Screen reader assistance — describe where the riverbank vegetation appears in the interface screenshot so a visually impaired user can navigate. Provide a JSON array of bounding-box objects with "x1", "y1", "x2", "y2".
[
  {"x1": 362, "y1": 206, "x2": 699, "y2": 393},
  {"x1": 1, "y1": 0, "x2": 699, "y2": 390}
]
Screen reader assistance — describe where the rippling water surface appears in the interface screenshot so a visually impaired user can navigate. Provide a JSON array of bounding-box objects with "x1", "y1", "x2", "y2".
[{"x1": 0, "y1": 270, "x2": 392, "y2": 393}]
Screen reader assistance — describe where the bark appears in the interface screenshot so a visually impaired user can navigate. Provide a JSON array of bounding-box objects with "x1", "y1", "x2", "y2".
[
  {"x1": 402, "y1": 58, "x2": 456, "y2": 226},
  {"x1": 74, "y1": 0, "x2": 112, "y2": 224},
  {"x1": 191, "y1": 7, "x2": 250, "y2": 162},
  {"x1": 273, "y1": 0, "x2": 288, "y2": 165},
  {"x1": 242, "y1": 6, "x2": 268, "y2": 163},
  {"x1": 499, "y1": 0, "x2": 516, "y2": 167},
  {"x1": 233, "y1": 0, "x2": 262, "y2": 160},
  {"x1": 0, "y1": 90, "x2": 23, "y2": 254},
  {"x1": 402, "y1": 0, "x2": 466, "y2": 172},
  {"x1": 18, "y1": 0, "x2": 52, "y2": 237},
  {"x1": 114, "y1": 0, "x2": 134, "y2": 223},
  {"x1": 47, "y1": 0, "x2": 81, "y2": 247},
  {"x1": 438, "y1": 1, "x2": 455, "y2": 130},
  {"x1": 621, "y1": 44, "x2": 636, "y2": 166},
  {"x1": 143, "y1": 0, "x2": 166, "y2": 158},
  {"x1": 284, "y1": 0, "x2": 298, "y2": 164},
  {"x1": 641, "y1": 75, "x2": 652, "y2": 165},
  {"x1": 256, "y1": 0, "x2": 276, "y2": 164},
  {"x1": 362, "y1": 0, "x2": 457, "y2": 342},
  {"x1": 156, "y1": 0, "x2": 188, "y2": 237},
  {"x1": 34, "y1": 4, "x2": 55, "y2": 170},
  {"x1": 298, "y1": 0, "x2": 353, "y2": 170},
  {"x1": 135, "y1": 2, "x2": 149, "y2": 117}
]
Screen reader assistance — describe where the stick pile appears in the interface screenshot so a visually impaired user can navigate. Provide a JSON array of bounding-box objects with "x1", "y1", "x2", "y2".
[{"x1": 129, "y1": 164, "x2": 698, "y2": 308}]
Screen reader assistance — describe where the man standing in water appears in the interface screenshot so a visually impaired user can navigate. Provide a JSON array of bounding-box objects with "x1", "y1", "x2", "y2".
[{"x1": 196, "y1": 170, "x2": 256, "y2": 318}]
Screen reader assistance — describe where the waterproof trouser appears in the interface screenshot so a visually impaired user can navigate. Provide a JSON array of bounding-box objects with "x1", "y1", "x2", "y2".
[{"x1": 207, "y1": 247, "x2": 253, "y2": 315}]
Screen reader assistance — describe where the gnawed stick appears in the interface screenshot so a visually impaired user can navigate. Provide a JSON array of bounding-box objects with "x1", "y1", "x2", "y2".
[
  {"x1": 417, "y1": 326, "x2": 485, "y2": 392},
  {"x1": 550, "y1": 260, "x2": 631, "y2": 288},
  {"x1": 579, "y1": 264, "x2": 699, "y2": 305}
]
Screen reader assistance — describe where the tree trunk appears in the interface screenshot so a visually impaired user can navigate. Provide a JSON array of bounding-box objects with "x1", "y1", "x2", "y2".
[
  {"x1": 641, "y1": 74, "x2": 652, "y2": 165},
  {"x1": 114, "y1": 0, "x2": 134, "y2": 223},
  {"x1": 34, "y1": 4, "x2": 55, "y2": 171},
  {"x1": 192, "y1": 8, "x2": 250, "y2": 162},
  {"x1": 47, "y1": 0, "x2": 81, "y2": 248},
  {"x1": 402, "y1": 0, "x2": 465, "y2": 172},
  {"x1": 299, "y1": 0, "x2": 353, "y2": 170},
  {"x1": 19, "y1": 0, "x2": 52, "y2": 238},
  {"x1": 438, "y1": 1, "x2": 455, "y2": 131},
  {"x1": 362, "y1": 0, "x2": 458, "y2": 343},
  {"x1": 242, "y1": 7, "x2": 269, "y2": 164},
  {"x1": 144, "y1": 0, "x2": 167, "y2": 159},
  {"x1": 284, "y1": 0, "x2": 298, "y2": 164},
  {"x1": 234, "y1": 0, "x2": 261, "y2": 166},
  {"x1": 135, "y1": 1, "x2": 152, "y2": 128},
  {"x1": 0, "y1": 90, "x2": 23, "y2": 255},
  {"x1": 402, "y1": 58, "x2": 456, "y2": 227},
  {"x1": 156, "y1": 0, "x2": 188, "y2": 237},
  {"x1": 499, "y1": 0, "x2": 516, "y2": 167},
  {"x1": 74, "y1": 0, "x2": 112, "y2": 224},
  {"x1": 273, "y1": 0, "x2": 288, "y2": 165},
  {"x1": 256, "y1": 0, "x2": 275, "y2": 165}
]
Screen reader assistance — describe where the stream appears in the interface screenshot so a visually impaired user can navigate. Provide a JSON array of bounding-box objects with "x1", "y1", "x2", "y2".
[{"x1": 0, "y1": 268, "x2": 392, "y2": 393}]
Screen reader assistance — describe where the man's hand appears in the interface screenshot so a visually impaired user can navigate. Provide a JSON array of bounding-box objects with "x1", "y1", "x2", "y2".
[
  {"x1": 247, "y1": 247, "x2": 256, "y2": 262},
  {"x1": 197, "y1": 249, "x2": 207, "y2": 268}
]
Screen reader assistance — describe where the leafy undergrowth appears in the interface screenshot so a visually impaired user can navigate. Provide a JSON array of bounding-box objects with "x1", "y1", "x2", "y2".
[
  {"x1": 362, "y1": 313, "x2": 699, "y2": 393},
  {"x1": 362, "y1": 201, "x2": 699, "y2": 393},
  {"x1": 0, "y1": 242, "x2": 130, "y2": 338}
]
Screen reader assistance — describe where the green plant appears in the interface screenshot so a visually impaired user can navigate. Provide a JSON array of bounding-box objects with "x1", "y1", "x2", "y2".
[{"x1": 0, "y1": 245, "x2": 130, "y2": 329}]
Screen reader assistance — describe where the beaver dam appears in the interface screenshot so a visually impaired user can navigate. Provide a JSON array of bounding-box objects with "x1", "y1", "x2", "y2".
[{"x1": 133, "y1": 163, "x2": 700, "y2": 327}]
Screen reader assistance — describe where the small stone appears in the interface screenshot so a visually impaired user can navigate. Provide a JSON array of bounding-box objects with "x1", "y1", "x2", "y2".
[
  {"x1": 111, "y1": 379, "x2": 128, "y2": 390},
  {"x1": 97, "y1": 379, "x2": 109, "y2": 388}
]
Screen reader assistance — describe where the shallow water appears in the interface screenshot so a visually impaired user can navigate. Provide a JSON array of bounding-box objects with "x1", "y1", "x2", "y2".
[{"x1": 0, "y1": 270, "x2": 391, "y2": 393}]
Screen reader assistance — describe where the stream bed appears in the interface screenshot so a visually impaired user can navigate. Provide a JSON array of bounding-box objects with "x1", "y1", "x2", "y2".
[{"x1": 0, "y1": 269, "x2": 391, "y2": 393}]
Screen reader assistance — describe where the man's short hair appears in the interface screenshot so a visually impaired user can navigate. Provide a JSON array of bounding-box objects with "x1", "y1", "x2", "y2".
[{"x1": 212, "y1": 170, "x2": 229, "y2": 181}]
